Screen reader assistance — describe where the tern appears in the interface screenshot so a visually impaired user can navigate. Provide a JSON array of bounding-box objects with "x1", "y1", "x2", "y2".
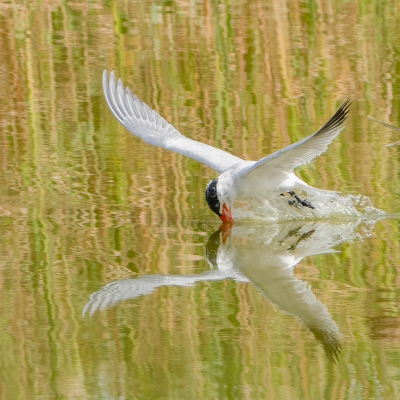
[{"x1": 103, "y1": 70, "x2": 351, "y2": 222}]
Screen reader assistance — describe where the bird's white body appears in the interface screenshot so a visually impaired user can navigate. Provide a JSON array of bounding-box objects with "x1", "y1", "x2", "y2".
[
  {"x1": 103, "y1": 70, "x2": 350, "y2": 221},
  {"x1": 217, "y1": 163, "x2": 311, "y2": 206}
]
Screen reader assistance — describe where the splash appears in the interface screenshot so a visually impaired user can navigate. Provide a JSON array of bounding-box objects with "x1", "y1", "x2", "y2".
[{"x1": 232, "y1": 191, "x2": 385, "y2": 222}]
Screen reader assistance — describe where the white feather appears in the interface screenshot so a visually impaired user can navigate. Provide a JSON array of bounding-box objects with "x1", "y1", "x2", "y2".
[
  {"x1": 103, "y1": 70, "x2": 351, "y2": 214},
  {"x1": 103, "y1": 70, "x2": 242, "y2": 173},
  {"x1": 233, "y1": 99, "x2": 351, "y2": 193}
]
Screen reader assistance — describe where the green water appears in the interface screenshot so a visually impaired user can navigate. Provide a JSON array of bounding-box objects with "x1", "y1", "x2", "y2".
[{"x1": 1, "y1": 0, "x2": 400, "y2": 399}]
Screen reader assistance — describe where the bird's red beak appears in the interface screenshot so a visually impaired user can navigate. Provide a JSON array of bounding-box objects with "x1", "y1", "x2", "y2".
[{"x1": 219, "y1": 203, "x2": 233, "y2": 223}]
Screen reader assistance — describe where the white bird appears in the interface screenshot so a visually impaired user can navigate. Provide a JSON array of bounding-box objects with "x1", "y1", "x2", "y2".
[{"x1": 103, "y1": 70, "x2": 351, "y2": 222}]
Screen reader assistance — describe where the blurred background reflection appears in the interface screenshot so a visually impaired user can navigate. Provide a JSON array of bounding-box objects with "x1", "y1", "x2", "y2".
[{"x1": 1, "y1": 0, "x2": 400, "y2": 399}]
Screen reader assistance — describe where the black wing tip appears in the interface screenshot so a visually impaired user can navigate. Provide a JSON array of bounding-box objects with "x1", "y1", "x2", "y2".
[
  {"x1": 316, "y1": 98, "x2": 352, "y2": 135},
  {"x1": 337, "y1": 98, "x2": 352, "y2": 117}
]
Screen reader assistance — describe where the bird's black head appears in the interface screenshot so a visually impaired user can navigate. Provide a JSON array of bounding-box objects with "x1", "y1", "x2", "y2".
[{"x1": 205, "y1": 178, "x2": 221, "y2": 217}]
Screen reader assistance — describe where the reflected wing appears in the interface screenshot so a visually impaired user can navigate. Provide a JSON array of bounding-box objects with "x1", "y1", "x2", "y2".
[
  {"x1": 237, "y1": 99, "x2": 351, "y2": 180},
  {"x1": 83, "y1": 271, "x2": 248, "y2": 316},
  {"x1": 231, "y1": 221, "x2": 364, "y2": 363},
  {"x1": 268, "y1": 276, "x2": 342, "y2": 363},
  {"x1": 103, "y1": 71, "x2": 243, "y2": 173}
]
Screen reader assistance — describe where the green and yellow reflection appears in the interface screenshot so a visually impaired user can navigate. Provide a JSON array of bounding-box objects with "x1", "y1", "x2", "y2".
[{"x1": 1, "y1": 0, "x2": 400, "y2": 399}]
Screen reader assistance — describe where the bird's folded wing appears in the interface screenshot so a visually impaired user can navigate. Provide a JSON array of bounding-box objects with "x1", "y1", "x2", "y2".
[
  {"x1": 236, "y1": 99, "x2": 351, "y2": 180},
  {"x1": 103, "y1": 70, "x2": 243, "y2": 173}
]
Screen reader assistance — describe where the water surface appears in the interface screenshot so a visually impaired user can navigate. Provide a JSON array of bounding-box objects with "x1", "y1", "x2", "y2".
[{"x1": 1, "y1": 0, "x2": 400, "y2": 399}]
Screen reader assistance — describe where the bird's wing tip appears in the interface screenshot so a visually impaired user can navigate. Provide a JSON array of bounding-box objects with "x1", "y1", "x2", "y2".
[{"x1": 341, "y1": 98, "x2": 352, "y2": 115}]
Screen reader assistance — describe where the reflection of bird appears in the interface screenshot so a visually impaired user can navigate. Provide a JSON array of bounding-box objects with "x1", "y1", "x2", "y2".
[
  {"x1": 82, "y1": 270, "x2": 248, "y2": 317},
  {"x1": 84, "y1": 220, "x2": 372, "y2": 362},
  {"x1": 368, "y1": 115, "x2": 400, "y2": 147},
  {"x1": 213, "y1": 222, "x2": 346, "y2": 363},
  {"x1": 103, "y1": 71, "x2": 351, "y2": 222}
]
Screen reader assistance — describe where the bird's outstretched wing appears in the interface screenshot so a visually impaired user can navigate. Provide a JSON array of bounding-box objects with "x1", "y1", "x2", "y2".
[
  {"x1": 237, "y1": 99, "x2": 351, "y2": 180},
  {"x1": 103, "y1": 70, "x2": 243, "y2": 173}
]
